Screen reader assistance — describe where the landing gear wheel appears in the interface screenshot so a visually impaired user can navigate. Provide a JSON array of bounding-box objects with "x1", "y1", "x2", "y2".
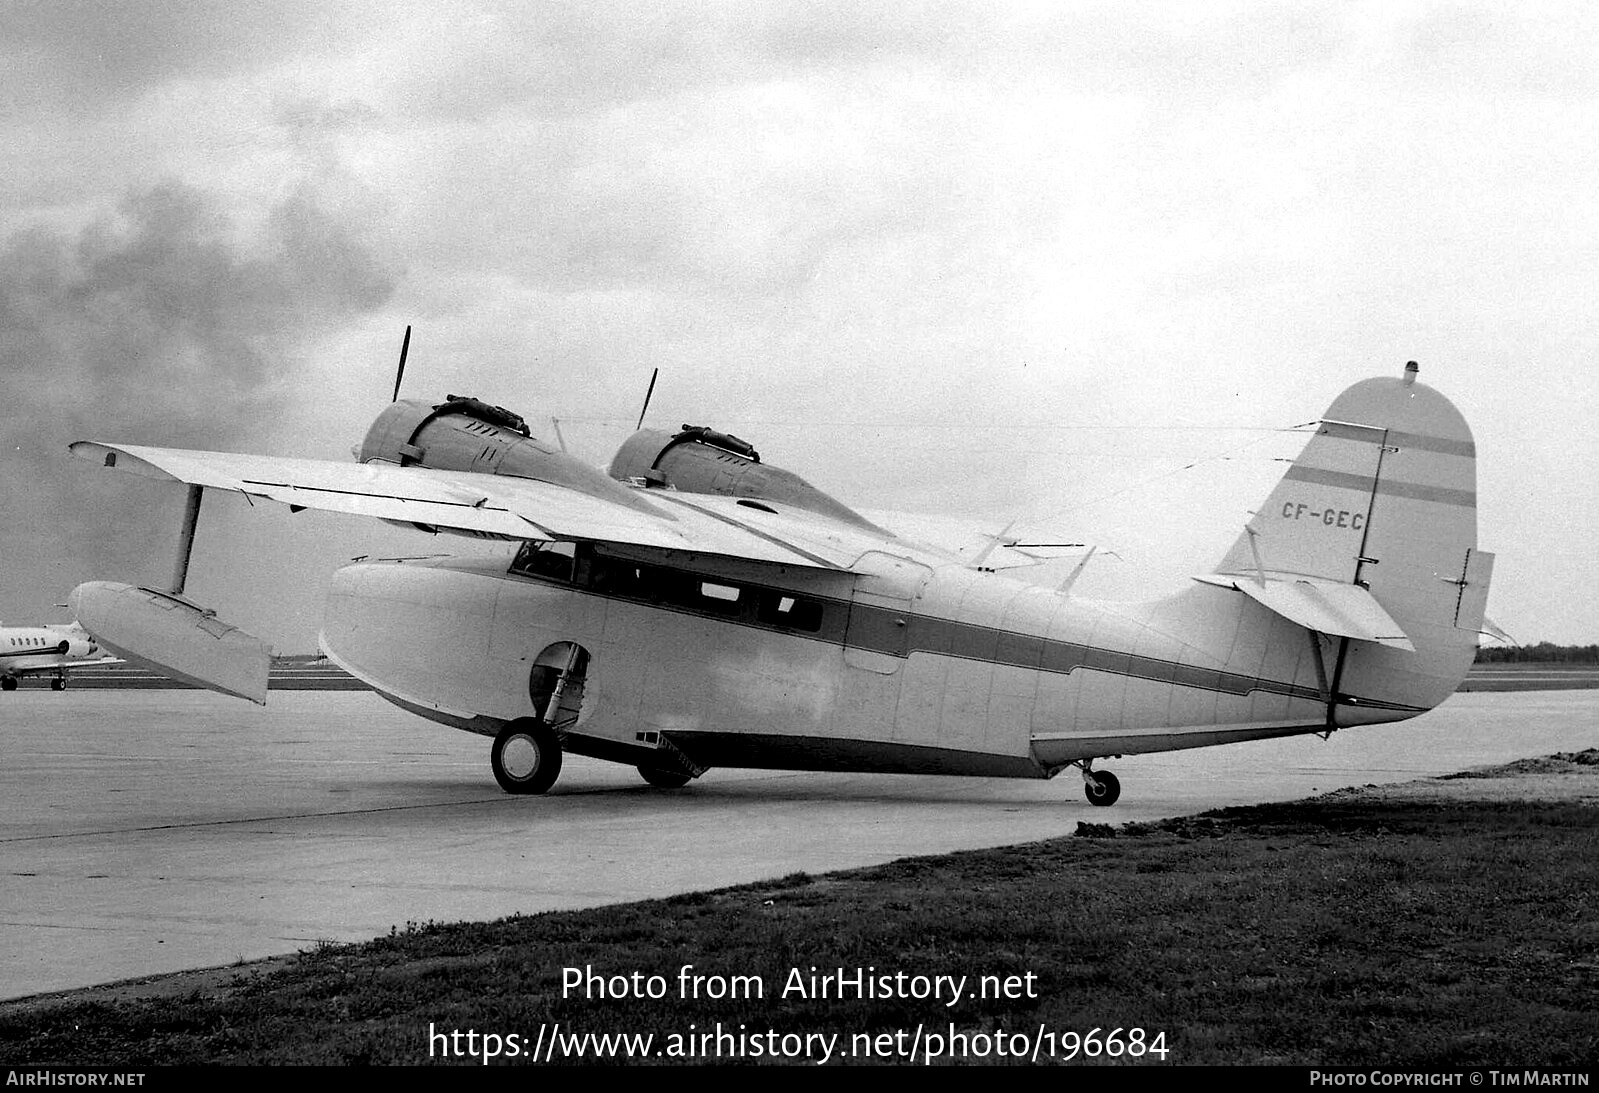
[
  {"x1": 51, "y1": 677, "x2": 65, "y2": 691},
  {"x1": 491, "y1": 719, "x2": 562, "y2": 795},
  {"x1": 637, "y1": 765, "x2": 692, "y2": 789},
  {"x1": 1, "y1": 677, "x2": 16, "y2": 692},
  {"x1": 1084, "y1": 770, "x2": 1121, "y2": 807}
]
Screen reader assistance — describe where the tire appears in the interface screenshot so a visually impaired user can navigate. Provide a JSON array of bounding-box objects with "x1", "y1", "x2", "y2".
[
  {"x1": 51, "y1": 678, "x2": 65, "y2": 691},
  {"x1": 491, "y1": 719, "x2": 562, "y2": 795},
  {"x1": 637, "y1": 765, "x2": 692, "y2": 789},
  {"x1": 1084, "y1": 770, "x2": 1121, "y2": 807},
  {"x1": 1, "y1": 677, "x2": 16, "y2": 692}
]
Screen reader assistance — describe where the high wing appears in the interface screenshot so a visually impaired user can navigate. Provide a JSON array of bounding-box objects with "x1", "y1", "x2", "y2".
[
  {"x1": 71, "y1": 439, "x2": 927, "y2": 705},
  {"x1": 70, "y1": 442, "x2": 904, "y2": 571}
]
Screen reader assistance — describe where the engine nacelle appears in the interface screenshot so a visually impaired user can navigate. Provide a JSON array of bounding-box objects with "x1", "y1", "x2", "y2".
[
  {"x1": 357, "y1": 395, "x2": 648, "y2": 510},
  {"x1": 63, "y1": 638, "x2": 99, "y2": 659},
  {"x1": 609, "y1": 425, "x2": 876, "y2": 528}
]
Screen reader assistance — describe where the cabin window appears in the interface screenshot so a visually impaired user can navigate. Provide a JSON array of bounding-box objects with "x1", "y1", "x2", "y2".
[
  {"x1": 757, "y1": 591, "x2": 823, "y2": 632},
  {"x1": 696, "y1": 581, "x2": 743, "y2": 614},
  {"x1": 583, "y1": 559, "x2": 747, "y2": 617},
  {"x1": 576, "y1": 558, "x2": 828, "y2": 633},
  {"x1": 588, "y1": 556, "x2": 651, "y2": 597}
]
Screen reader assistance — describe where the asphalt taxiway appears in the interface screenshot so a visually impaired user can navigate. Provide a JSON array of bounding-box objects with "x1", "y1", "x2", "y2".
[{"x1": 2, "y1": 689, "x2": 1595, "y2": 1000}]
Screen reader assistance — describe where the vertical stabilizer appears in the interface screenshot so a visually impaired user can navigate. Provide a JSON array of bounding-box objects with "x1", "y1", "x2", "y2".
[{"x1": 1214, "y1": 363, "x2": 1488, "y2": 719}]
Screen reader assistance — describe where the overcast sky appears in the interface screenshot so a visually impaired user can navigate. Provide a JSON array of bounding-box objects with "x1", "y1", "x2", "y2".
[{"x1": 2, "y1": 1, "x2": 1595, "y2": 651}]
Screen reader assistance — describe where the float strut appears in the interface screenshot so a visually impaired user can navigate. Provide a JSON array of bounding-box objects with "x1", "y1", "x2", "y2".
[{"x1": 171, "y1": 485, "x2": 203, "y2": 596}]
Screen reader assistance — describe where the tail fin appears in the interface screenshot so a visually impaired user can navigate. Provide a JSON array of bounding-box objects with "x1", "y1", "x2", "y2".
[{"x1": 1210, "y1": 362, "x2": 1490, "y2": 719}]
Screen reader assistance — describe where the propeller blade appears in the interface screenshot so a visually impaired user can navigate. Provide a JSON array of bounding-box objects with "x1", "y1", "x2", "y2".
[
  {"x1": 635, "y1": 367, "x2": 659, "y2": 432},
  {"x1": 391, "y1": 325, "x2": 412, "y2": 403}
]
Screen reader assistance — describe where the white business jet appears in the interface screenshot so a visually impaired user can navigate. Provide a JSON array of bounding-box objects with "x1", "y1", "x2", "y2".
[{"x1": 0, "y1": 620, "x2": 113, "y2": 691}]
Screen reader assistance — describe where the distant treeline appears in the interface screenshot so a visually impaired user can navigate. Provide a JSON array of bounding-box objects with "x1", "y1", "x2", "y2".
[{"x1": 1475, "y1": 643, "x2": 1599, "y2": 664}]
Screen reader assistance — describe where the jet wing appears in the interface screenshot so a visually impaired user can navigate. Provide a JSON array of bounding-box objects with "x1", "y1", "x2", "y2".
[
  {"x1": 11, "y1": 656, "x2": 123, "y2": 673},
  {"x1": 70, "y1": 442, "x2": 883, "y2": 571}
]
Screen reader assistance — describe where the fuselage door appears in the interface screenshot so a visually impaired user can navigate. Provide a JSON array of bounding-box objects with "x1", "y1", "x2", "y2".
[{"x1": 843, "y1": 553, "x2": 931, "y2": 674}]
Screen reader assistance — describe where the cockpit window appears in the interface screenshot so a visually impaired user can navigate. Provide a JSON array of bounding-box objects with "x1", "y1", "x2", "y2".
[{"x1": 509, "y1": 541, "x2": 576, "y2": 582}]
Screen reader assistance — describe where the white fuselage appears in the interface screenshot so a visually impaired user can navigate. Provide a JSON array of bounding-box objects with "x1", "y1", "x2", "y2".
[{"x1": 320, "y1": 545, "x2": 1448, "y2": 780}]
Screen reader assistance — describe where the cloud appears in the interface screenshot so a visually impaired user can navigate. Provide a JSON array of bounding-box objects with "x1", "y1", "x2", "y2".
[
  {"x1": 0, "y1": 176, "x2": 400, "y2": 611},
  {"x1": 1, "y1": 2, "x2": 1594, "y2": 643},
  {"x1": 3, "y1": 0, "x2": 335, "y2": 108}
]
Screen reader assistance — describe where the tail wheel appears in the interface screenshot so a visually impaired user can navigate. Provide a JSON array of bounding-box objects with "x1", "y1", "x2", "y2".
[
  {"x1": 637, "y1": 766, "x2": 692, "y2": 789},
  {"x1": 491, "y1": 718, "x2": 563, "y2": 795},
  {"x1": 1084, "y1": 770, "x2": 1121, "y2": 807}
]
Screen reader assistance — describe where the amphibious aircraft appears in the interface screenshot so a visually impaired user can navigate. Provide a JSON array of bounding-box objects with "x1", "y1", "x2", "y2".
[
  {"x1": 67, "y1": 360, "x2": 1491, "y2": 805},
  {"x1": 0, "y1": 619, "x2": 113, "y2": 691}
]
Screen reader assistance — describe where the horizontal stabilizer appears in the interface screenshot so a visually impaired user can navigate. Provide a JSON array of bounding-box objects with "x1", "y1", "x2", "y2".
[
  {"x1": 70, "y1": 582, "x2": 272, "y2": 704},
  {"x1": 1194, "y1": 574, "x2": 1415, "y2": 651}
]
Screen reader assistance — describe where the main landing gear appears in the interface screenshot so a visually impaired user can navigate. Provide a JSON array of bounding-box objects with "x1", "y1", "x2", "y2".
[
  {"x1": 0, "y1": 677, "x2": 16, "y2": 692},
  {"x1": 51, "y1": 672, "x2": 66, "y2": 691},
  {"x1": 491, "y1": 718, "x2": 563, "y2": 795},
  {"x1": 492, "y1": 641, "x2": 589, "y2": 795},
  {"x1": 1073, "y1": 759, "x2": 1122, "y2": 807}
]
